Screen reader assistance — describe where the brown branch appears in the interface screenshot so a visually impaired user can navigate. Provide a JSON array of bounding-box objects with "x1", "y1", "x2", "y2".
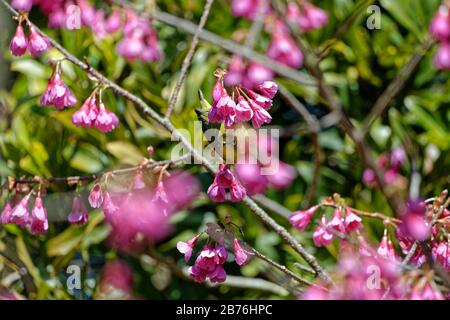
[
  {"x1": 165, "y1": 0, "x2": 214, "y2": 119},
  {"x1": 0, "y1": 0, "x2": 331, "y2": 284}
]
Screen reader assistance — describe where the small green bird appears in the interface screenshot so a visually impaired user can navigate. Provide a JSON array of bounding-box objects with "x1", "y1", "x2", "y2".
[{"x1": 195, "y1": 89, "x2": 221, "y2": 133}]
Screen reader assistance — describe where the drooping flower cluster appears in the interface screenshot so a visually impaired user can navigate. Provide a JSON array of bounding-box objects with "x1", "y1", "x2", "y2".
[
  {"x1": 209, "y1": 70, "x2": 278, "y2": 129},
  {"x1": 289, "y1": 204, "x2": 362, "y2": 247},
  {"x1": 267, "y1": 20, "x2": 304, "y2": 68},
  {"x1": 234, "y1": 135, "x2": 297, "y2": 195},
  {"x1": 430, "y1": 5, "x2": 450, "y2": 70},
  {"x1": 40, "y1": 63, "x2": 77, "y2": 110},
  {"x1": 14, "y1": 0, "x2": 162, "y2": 63},
  {"x1": 225, "y1": 56, "x2": 274, "y2": 89},
  {"x1": 362, "y1": 145, "x2": 407, "y2": 189},
  {"x1": 10, "y1": 17, "x2": 51, "y2": 57},
  {"x1": 207, "y1": 163, "x2": 247, "y2": 203},
  {"x1": 72, "y1": 91, "x2": 119, "y2": 133},
  {"x1": 88, "y1": 170, "x2": 199, "y2": 252},
  {"x1": 177, "y1": 235, "x2": 253, "y2": 283}
]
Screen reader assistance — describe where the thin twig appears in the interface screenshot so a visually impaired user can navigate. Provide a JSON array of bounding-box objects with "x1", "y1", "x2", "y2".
[
  {"x1": 165, "y1": 0, "x2": 214, "y2": 119},
  {"x1": 0, "y1": 0, "x2": 331, "y2": 284}
]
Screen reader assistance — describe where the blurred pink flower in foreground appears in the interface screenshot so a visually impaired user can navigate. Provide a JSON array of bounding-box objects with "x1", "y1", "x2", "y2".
[{"x1": 99, "y1": 259, "x2": 134, "y2": 299}]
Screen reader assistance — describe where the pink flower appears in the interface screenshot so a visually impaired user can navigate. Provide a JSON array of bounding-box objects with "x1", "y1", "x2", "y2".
[
  {"x1": 266, "y1": 161, "x2": 297, "y2": 190},
  {"x1": 234, "y1": 163, "x2": 268, "y2": 195},
  {"x1": 188, "y1": 265, "x2": 208, "y2": 283},
  {"x1": 313, "y1": 215, "x2": 334, "y2": 247},
  {"x1": 208, "y1": 265, "x2": 227, "y2": 283},
  {"x1": 295, "y1": 3, "x2": 328, "y2": 31},
  {"x1": 215, "y1": 244, "x2": 228, "y2": 264},
  {"x1": 99, "y1": 259, "x2": 134, "y2": 295},
  {"x1": 209, "y1": 91, "x2": 236, "y2": 125},
  {"x1": 208, "y1": 164, "x2": 246, "y2": 202},
  {"x1": 243, "y1": 62, "x2": 274, "y2": 89},
  {"x1": 162, "y1": 171, "x2": 200, "y2": 210},
  {"x1": 30, "y1": 196, "x2": 48, "y2": 234},
  {"x1": 72, "y1": 95, "x2": 98, "y2": 128},
  {"x1": 432, "y1": 242, "x2": 450, "y2": 271},
  {"x1": 289, "y1": 205, "x2": 318, "y2": 231},
  {"x1": 177, "y1": 235, "x2": 199, "y2": 262},
  {"x1": 116, "y1": 33, "x2": 145, "y2": 61},
  {"x1": 390, "y1": 146, "x2": 407, "y2": 168},
  {"x1": 105, "y1": 9, "x2": 123, "y2": 34},
  {"x1": 231, "y1": 0, "x2": 262, "y2": 20},
  {"x1": 411, "y1": 284, "x2": 444, "y2": 300},
  {"x1": 233, "y1": 238, "x2": 253, "y2": 266},
  {"x1": 195, "y1": 244, "x2": 219, "y2": 272},
  {"x1": 343, "y1": 207, "x2": 362, "y2": 233},
  {"x1": 434, "y1": 42, "x2": 450, "y2": 70},
  {"x1": 151, "y1": 181, "x2": 169, "y2": 213},
  {"x1": 132, "y1": 171, "x2": 146, "y2": 189},
  {"x1": 362, "y1": 168, "x2": 376, "y2": 187},
  {"x1": 88, "y1": 183, "x2": 104, "y2": 208},
  {"x1": 256, "y1": 81, "x2": 278, "y2": 99},
  {"x1": 9, "y1": 194, "x2": 31, "y2": 228},
  {"x1": 244, "y1": 88, "x2": 273, "y2": 110},
  {"x1": 377, "y1": 229, "x2": 396, "y2": 260},
  {"x1": 430, "y1": 5, "x2": 450, "y2": 41},
  {"x1": 400, "y1": 200, "x2": 430, "y2": 241},
  {"x1": 28, "y1": 26, "x2": 51, "y2": 57},
  {"x1": 395, "y1": 227, "x2": 427, "y2": 267},
  {"x1": 328, "y1": 208, "x2": 345, "y2": 233},
  {"x1": 0, "y1": 200, "x2": 13, "y2": 225},
  {"x1": 40, "y1": 70, "x2": 77, "y2": 110},
  {"x1": 300, "y1": 285, "x2": 329, "y2": 300},
  {"x1": 10, "y1": 22, "x2": 28, "y2": 56},
  {"x1": 248, "y1": 99, "x2": 272, "y2": 128},
  {"x1": 12, "y1": 0, "x2": 33, "y2": 12},
  {"x1": 224, "y1": 56, "x2": 245, "y2": 86},
  {"x1": 68, "y1": 196, "x2": 88, "y2": 225},
  {"x1": 267, "y1": 31, "x2": 303, "y2": 68},
  {"x1": 235, "y1": 96, "x2": 254, "y2": 122},
  {"x1": 94, "y1": 99, "x2": 119, "y2": 133}
]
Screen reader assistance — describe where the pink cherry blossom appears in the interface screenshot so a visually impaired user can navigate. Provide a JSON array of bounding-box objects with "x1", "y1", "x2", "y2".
[
  {"x1": 68, "y1": 196, "x2": 88, "y2": 225},
  {"x1": 234, "y1": 163, "x2": 268, "y2": 195},
  {"x1": 289, "y1": 205, "x2": 318, "y2": 231},
  {"x1": 233, "y1": 238, "x2": 253, "y2": 266},
  {"x1": 243, "y1": 62, "x2": 274, "y2": 89},
  {"x1": 10, "y1": 22, "x2": 28, "y2": 56},
  {"x1": 377, "y1": 229, "x2": 396, "y2": 260},
  {"x1": 313, "y1": 215, "x2": 334, "y2": 247},
  {"x1": 432, "y1": 242, "x2": 450, "y2": 271},
  {"x1": 434, "y1": 42, "x2": 450, "y2": 70},
  {"x1": 40, "y1": 70, "x2": 77, "y2": 110},
  {"x1": 267, "y1": 30, "x2": 303, "y2": 68},
  {"x1": 430, "y1": 5, "x2": 450, "y2": 41},
  {"x1": 28, "y1": 26, "x2": 51, "y2": 57},
  {"x1": 30, "y1": 196, "x2": 48, "y2": 234},
  {"x1": 256, "y1": 81, "x2": 278, "y2": 99},
  {"x1": 99, "y1": 259, "x2": 134, "y2": 296},
  {"x1": 9, "y1": 193, "x2": 31, "y2": 228},
  {"x1": 177, "y1": 235, "x2": 200, "y2": 262},
  {"x1": 328, "y1": 208, "x2": 345, "y2": 233},
  {"x1": 116, "y1": 33, "x2": 145, "y2": 61},
  {"x1": 88, "y1": 183, "x2": 104, "y2": 208},
  {"x1": 12, "y1": 0, "x2": 33, "y2": 12},
  {"x1": 105, "y1": 9, "x2": 123, "y2": 34},
  {"x1": 248, "y1": 99, "x2": 272, "y2": 128},
  {"x1": 208, "y1": 265, "x2": 227, "y2": 283},
  {"x1": 343, "y1": 207, "x2": 362, "y2": 233},
  {"x1": 0, "y1": 200, "x2": 13, "y2": 225},
  {"x1": 208, "y1": 164, "x2": 246, "y2": 202},
  {"x1": 94, "y1": 98, "x2": 119, "y2": 133},
  {"x1": 72, "y1": 95, "x2": 98, "y2": 128},
  {"x1": 266, "y1": 161, "x2": 297, "y2": 190}
]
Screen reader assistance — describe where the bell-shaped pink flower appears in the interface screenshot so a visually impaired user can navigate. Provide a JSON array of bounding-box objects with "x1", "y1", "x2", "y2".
[
  {"x1": 233, "y1": 238, "x2": 253, "y2": 266},
  {"x1": 132, "y1": 171, "x2": 146, "y2": 189},
  {"x1": 230, "y1": 181, "x2": 246, "y2": 202},
  {"x1": 298, "y1": 3, "x2": 329, "y2": 31},
  {"x1": 377, "y1": 229, "x2": 396, "y2": 260},
  {"x1": 430, "y1": 5, "x2": 450, "y2": 41},
  {"x1": 215, "y1": 244, "x2": 228, "y2": 264},
  {"x1": 224, "y1": 56, "x2": 246, "y2": 86},
  {"x1": 400, "y1": 200, "x2": 430, "y2": 241},
  {"x1": 231, "y1": 0, "x2": 261, "y2": 20},
  {"x1": 188, "y1": 265, "x2": 208, "y2": 283},
  {"x1": 243, "y1": 62, "x2": 274, "y2": 89},
  {"x1": 40, "y1": 70, "x2": 77, "y2": 110},
  {"x1": 12, "y1": 0, "x2": 33, "y2": 12},
  {"x1": 209, "y1": 91, "x2": 236, "y2": 123},
  {"x1": 105, "y1": 9, "x2": 123, "y2": 34},
  {"x1": 248, "y1": 100, "x2": 272, "y2": 128},
  {"x1": 194, "y1": 244, "x2": 219, "y2": 272},
  {"x1": 68, "y1": 196, "x2": 88, "y2": 225},
  {"x1": 289, "y1": 205, "x2": 318, "y2": 231},
  {"x1": 267, "y1": 31, "x2": 303, "y2": 68},
  {"x1": 72, "y1": 95, "x2": 98, "y2": 128},
  {"x1": 234, "y1": 163, "x2": 268, "y2": 195},
  {"x1": 256, "y1": 81, "x2": 278, "y2": 99},
  {"x1": 266, "y1": 161, "x2": 297, "y2": 190},
  {"x1": 10, "y1": 22, "x2": 28, "y2": 56},
  {"x1": 177, "y1": 235, "x2": 199, "y2": 262},
  {"x1": 28, "y1": 26, "x2": 51, "y2": 57},
  {"x1": 102, "y1": 191, "x2": 119, "y2": 218},
  {"x1": 0, "y1": 200, "x2": 13, "y2": 225},
  {"x1": 208, "y1": 264, "x2": 227, "y2": 283},
  {"x1": 94, "y1": 99, "x2": 119, "y2": 133},
  {"x1": 313, "y1": 215, "x2": 334, "y2": 247},
  {"x1": 235, "y1": 96, "x2": 254, "y2": 122},
  {"x1": 9, "y1": 193, "x2": 31, "y2": 228},
  {"x1": 30, "y1": 196, "x2": 48, "y2": 234},
  {"x1": 207, "y1": 184, "x2": 226, "y2": 203},
  {"x1": 244, "y1": 88, "x2": 273, "y2": 110},
  {"x1": 88, "y1": 183, "x2": 104, "y2": 208},
  {"x1": 116, "y1": 33, "x2": 145, "y2": 61},
  {"x1": 434, "y1": 42, "x2": 450, "y2": 70},
  {"x1": 432, "y1": 242, "x2": 450, "y2": 271},
  {"x1": 344, "y1": 207, "x2": 362, "y2": 233},
  {"x1": 328, "y1": 208, "x2": 345, "y2": 233}
]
